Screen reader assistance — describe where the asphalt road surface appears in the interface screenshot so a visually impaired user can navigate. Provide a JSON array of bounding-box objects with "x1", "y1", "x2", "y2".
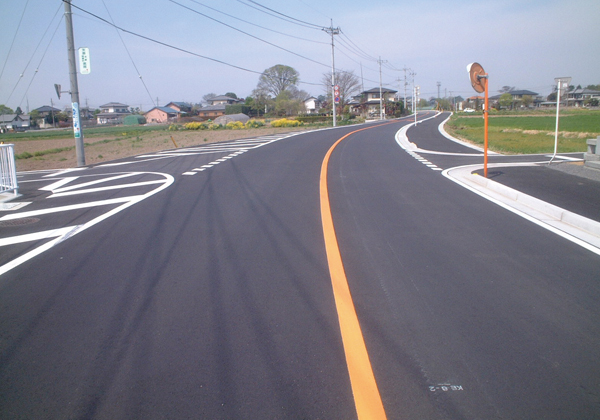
[{"x1": 1, "y1": 113, "x2": 599, "y2": 419}]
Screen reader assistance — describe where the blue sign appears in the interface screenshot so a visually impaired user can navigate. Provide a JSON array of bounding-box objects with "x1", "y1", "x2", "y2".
[{"x1": 72, "y1": 102, "x2": 81, "y2": 138}]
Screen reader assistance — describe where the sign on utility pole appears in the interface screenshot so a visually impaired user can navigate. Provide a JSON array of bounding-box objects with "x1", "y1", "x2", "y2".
[{"x1": 78, "y1": 47, "x2": 91, "y2": 75}]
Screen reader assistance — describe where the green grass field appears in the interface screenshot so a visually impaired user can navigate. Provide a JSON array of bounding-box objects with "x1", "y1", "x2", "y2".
[
  {"x1": 1, "y1": 124, "x2": 169, "y2": 142},
  {"x1": 446, "y1": 109, "x2": 600, "y2": 154}
]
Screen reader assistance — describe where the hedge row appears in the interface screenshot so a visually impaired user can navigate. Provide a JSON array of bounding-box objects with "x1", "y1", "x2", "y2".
[{"x1": 183, "y1": 120, "x2": 266, "y2": 130}]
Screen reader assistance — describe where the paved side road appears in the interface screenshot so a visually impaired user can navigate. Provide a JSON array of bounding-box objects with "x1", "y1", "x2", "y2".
[{"x1": 397, "y1": 111, "x2": 600, "y2": 255}]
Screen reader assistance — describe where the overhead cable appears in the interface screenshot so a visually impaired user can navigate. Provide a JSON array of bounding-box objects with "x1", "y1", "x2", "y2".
[
  {"x1": 169, "y1": 0, "x2": 329, "y2": 68},
  {"x1": 235, "y1": 0, "x2": 323, "y2": 30},
  {"x1": 339, "y1": 30, "x2": 378, "y2": 62},
  {"x1": 18, "y1": 14, "x2": 65, "y2": 108},
  {"x1": 188, "y1": 0, "x2": 327, "y2": 45},
  {"x1": 66, "y1": 3, "x2": 321, "y2": 87},
  {"x1": 102, "y1": 0, "x2": 155, "y2": 107},
  {"x1": 4, "y1": 3, "x2": 62, "y2": 104},
  {"x1": 0, "y1": 0, "x2": 31, "y2": 92}
]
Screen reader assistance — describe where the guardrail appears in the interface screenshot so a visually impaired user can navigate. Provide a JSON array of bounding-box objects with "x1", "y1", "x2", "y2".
[{"x1": 0, "y1": 144, "x2": 18, "y2": 196}]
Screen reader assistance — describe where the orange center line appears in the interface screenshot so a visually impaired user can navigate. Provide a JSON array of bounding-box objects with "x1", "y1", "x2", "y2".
[{"x1": 320, "y1": 122, "x2": 398, "y2": 420}]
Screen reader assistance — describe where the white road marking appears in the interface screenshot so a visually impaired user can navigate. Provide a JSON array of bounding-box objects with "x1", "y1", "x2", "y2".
[
  {"x1": 39, "y1": 177, "x2": 78, "y2": 191},
  {"x1": 0, "y1": 171, "x2": 174, "y2": 276},
  {"x1": 0, "y1": 196, "x2": 139, "y2": 220},
  {"x1": 49, "y1": 180, "x2": 166, "y2": 198},
  {"x1": 0, "y1": 226, "x2": 77, "y2": 247}
]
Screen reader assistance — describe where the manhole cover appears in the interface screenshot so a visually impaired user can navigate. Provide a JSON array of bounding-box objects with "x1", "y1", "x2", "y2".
[{"x1": 0, "y1": 218, "x2": 40, "y2": 227}]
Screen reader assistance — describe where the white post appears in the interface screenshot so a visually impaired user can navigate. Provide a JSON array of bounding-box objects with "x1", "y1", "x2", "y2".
[{"x1": 550, "y1": 77, "x2": 571, "y2": 164}]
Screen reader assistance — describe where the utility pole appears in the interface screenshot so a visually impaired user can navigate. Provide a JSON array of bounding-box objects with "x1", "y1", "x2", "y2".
[
  {"x1": 323, "y1": 22, "x2": 340, "y2": 127},
  {"x1": 402, "y1": 67, "x2": 410, "y2": 115},
  {"x1": 409, "y1": 71, "x2": 416, "y2": 113},
  {"x1": 377, "y1": 57, "x2": 387, "y2": 120},
  {"x1": 50, "y1": 98, "x2": 55, "y2": 128},
  {"x1": 64, "y1": 0, "x2": 85, "y2": 166},
  {"x1": 437, "y1": 81, "x2": 441, "y2": 99}
]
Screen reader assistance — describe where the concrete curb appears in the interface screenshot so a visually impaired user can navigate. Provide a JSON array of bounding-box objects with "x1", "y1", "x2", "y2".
[{"x1": 444, "y1": 163, "x2": 600, "y2": 254}]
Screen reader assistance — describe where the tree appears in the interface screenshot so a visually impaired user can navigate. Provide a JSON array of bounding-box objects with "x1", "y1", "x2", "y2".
[
  {"x1": 224, "y1": 92, "x2": 238, "y2": 99},
  {"x1": 498, "y1": 86, "x2": 514, "y2": 93},
  {"x1": 0, "y1": 104, "x2": 14, "y2": 115},
  {"x1": 29, "y1": 109, "x2": 40, "y2": 127},
  {"x1": 274, "y1": 90, "x2": 302, "y2": 116},
  {"x1": 418, "y1": 98, "x2": 429, "y2": 108},
  {"x1": 586, "y1": 84, "x2": 600, "y2": 91},
  {"x1": 321, "y1": 70, "x2": 361, "y2": 108},
  {"x1": 250, "y1": 88, "x2": 272, "y2": 116},
  {"x1": 499, "y1": 93, "x2": 513, "y2": 108},
  {"x1": 15, "y1": 107, "x2": 23, "y2": 115},
  {"x1": 256, "y1": 64, "x2": 299, "y2": 98},
  {"x1": 521, "y1": 95, "x2": 533, "y2": 108},
  {"x1": 202, "y1": 93, "x2": 217, "y2": 104}
]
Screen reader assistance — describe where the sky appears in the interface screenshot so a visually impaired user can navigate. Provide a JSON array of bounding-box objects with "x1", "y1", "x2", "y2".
[{"x1": 0, "y1": 0, "x2": 599, "y2": 113}]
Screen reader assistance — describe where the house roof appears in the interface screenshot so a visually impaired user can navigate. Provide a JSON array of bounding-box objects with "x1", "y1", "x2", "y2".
[
  {"x1": 361, "y1": 87, "x2": 397, "y2": 94},
  {"x1": 210, "y1": 95, "x2": 239, "y2": 101},
  {"x1": 0, "y1": 114, "x2": 18, "y2": 122},
  {"x1": 146, "y1": 107, "x2": 180, "y2": 115},
  {"x1": 166, "y1": 101, "x2": 192, "y2": 109},
  {"x1": 33, "y1": 105, "x2": 61, "y2": 113},
  {"x1": 508, "y1": 90, "x2": 538, "y2": 96},
  {"x1": 569, "y1": 88, "x2": 600, "y2": 95},
  {"x1": 100, "y1": 102, "x2": 129, "y2": 108},
  {"x1": 200, "y1": 104, "x2": 227, "y2": 111}
]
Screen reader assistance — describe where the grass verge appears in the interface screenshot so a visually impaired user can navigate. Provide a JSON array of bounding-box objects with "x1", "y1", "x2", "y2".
[{"x1": 445, "y1": 110, "x2": 600, "y2": 154}]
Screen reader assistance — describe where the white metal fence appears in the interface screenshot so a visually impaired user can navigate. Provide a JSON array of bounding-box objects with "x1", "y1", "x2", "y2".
[{"x1": 0, "y1": 144, "x2": 18, "y2": 196}]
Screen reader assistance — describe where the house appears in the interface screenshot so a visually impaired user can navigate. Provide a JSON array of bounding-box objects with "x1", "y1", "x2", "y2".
[
  {"x1": 144, "y1": 107, "x2": 180, "y2": 124},
  {"x1": 32, "y1": 105, "x2": 61, "y2": 118},
  {"x1": 198, "y1": 104, "x2": 226, "y2": 119},
  {"x1": 303, "y1": 97, "x2": 320, "y2": 114},
  {"x1": 464, "y1": 96, "x2": 484, "y2": 110},
  {"x1": 0, "y1": 114, "x2": 30, "y2": 132},
  {"x1": 567, "y1": 88, "x2": 600, "y2": 107},
  {"x1": 354, "y1": 87, "x2": 398, "y2": 116},
  {"x1": 197, "y1": 95, "x2": 243, "y2": 119},
  {"x1": 208, "y1": 95, "x2": 242, "y2": 106},
  {"x1": 165, "y1": 102, "x2": 192, "y2": 113},
  {"x1": 96, "y1": 102, "x2": 130, "y2": 124},
  {"x1": 30, "y1": 105, "x2": 61, "y2": 128},
  {"x1": 489, "y1": 90, "x2": 541, "y2": 108}
]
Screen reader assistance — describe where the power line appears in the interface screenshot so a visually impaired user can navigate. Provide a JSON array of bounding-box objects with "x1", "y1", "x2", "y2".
[
  {"x1": 102, "y1": 0, "x2": 155, "y2": 107},
  {"x1": 4, "y1": 3, "x2": 62, "y2": 105},
  {"x1": 169, "y1": 0, "x2": 329, "y2": 68},
  {"x1": 66, "y1": 3, "x2": 322, "y2": 88},
  {"x1": 188, "y1": 0, "x2": 327, "y2": 45},
  {"x1": 236, "y1": 0, "x2": 324, "y2": 30},
  {"x1": 18, "y1": 13, "x2": 65, "y2": 108},
  {"x1": 0, "y1": 0, "x2": 31, "y2": 92},
  {"x1": 295, "y1": 0, "x2": 331, "y2": 20},
  {"x1": 338, "y1": 30, "x2": 378, "y2": 63},
  {"x1": 69, "y1": 2, "x2": 265, "y2": 75}
]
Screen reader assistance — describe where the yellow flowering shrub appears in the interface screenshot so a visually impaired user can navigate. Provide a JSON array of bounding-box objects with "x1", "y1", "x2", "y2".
[
  {"x1": 226, "y1": 121, "x2": 245, "y2": 130},
  {"x1": 270, "y1": 118, "x2": 302, "y2": 127}
]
